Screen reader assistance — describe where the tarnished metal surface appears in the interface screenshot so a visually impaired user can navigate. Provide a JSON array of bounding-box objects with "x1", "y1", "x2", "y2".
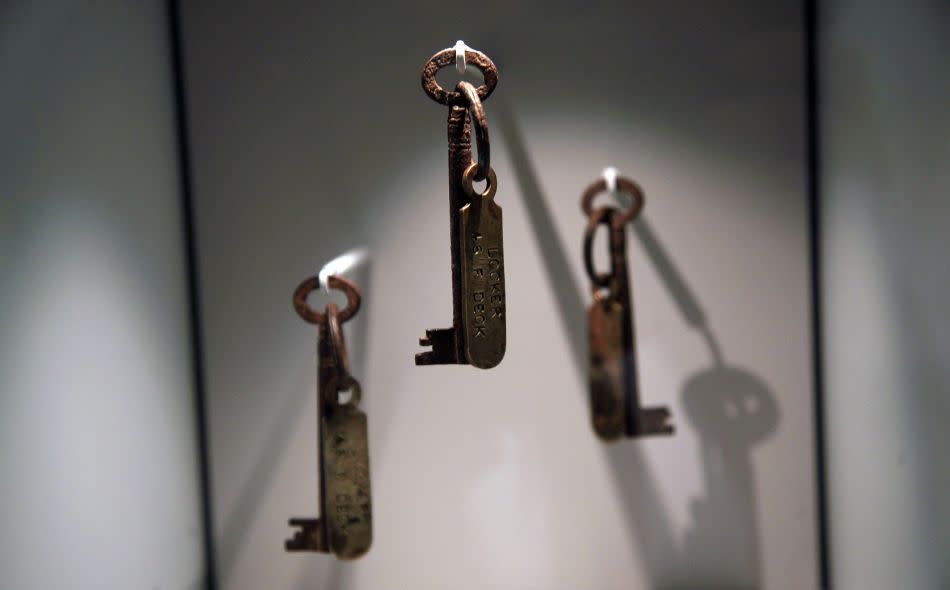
[
  {"x1": 415, "y1": 104, "x2": 469, "y2": 366},
  {"x1": 457, "y1": 82, "x2": 490, "y2": 182},
  {"x1": 286, "y1": 277, "x2": 372, "y2": 559},
  {"x1": 588, "y1": 296, "x2": 626, "y2": 440},
  {"x1": 460, "y1": 164, "x2": 506, "y2": 368},
  {"x1": 416, "y1": 48, "x2": 505, "y2": 369},
  {"x1": 582, "y1": 178, "x2": 674, "y2": 440},
  {"x1": 321, "y1": 376, "x2": 371, "y2": 559}
]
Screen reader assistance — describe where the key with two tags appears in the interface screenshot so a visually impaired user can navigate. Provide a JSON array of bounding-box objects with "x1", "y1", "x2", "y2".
[
  {"x1": 285, "y1": 275, "x2": 372, "y2": 559},
  {"x1": 582, "y1": 174, "x2": 675, "y2": 441},
  {"x1": 416, "y1": 44, "x2": 505, "y2": 369}
]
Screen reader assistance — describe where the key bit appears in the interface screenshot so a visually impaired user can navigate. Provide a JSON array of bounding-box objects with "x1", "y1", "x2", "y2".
[
  {"x1": 286, "y1": 518, "x2": 327, "y2": 552},
  {"x1": 416, "y1": 327, "x2": 462, "y2": 365},
  {"x1": 633, "y1": 407, "x2": 675, "y2": 437}
]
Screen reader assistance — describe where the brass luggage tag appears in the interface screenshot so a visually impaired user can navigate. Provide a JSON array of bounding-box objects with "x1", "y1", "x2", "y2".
[
  {"x1": 588, "y1": 296, "x2": 626, "y2": 441},
  {"x1": 286, "y1": 276, "x2": 372, "y2": 560},
  {"x1": 459, "y1": 163, "x2": 506, "y2": 368},
  {"x1": 321, "y1": 377, "x2": 372, "y2": 559}
]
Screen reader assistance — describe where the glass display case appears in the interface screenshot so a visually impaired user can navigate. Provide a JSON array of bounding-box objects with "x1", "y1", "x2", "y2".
[{"x1": 2, "y1": 1, "x2": 947, "y2": 589}]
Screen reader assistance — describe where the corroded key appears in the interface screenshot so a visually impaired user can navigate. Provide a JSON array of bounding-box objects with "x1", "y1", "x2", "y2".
[
  {"x1": 286, "y1": 276, "x2": 372, "y2": 560},
  {"x1": 416, "y1": 45, "x2": 505, "y2": 369},
  {"x1": 582, "y1": 176, "x2": 674, "y2": 441}
]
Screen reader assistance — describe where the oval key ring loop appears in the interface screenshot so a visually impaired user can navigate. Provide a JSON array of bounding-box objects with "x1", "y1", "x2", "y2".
[
  {"x1": 462, "y1": 162, "x2": 497, "y2": 200},
  {"x1": 457, "y1": 81, "x2": 490, "y2": 182},
  {"x1": 324, "y1": 374, "x2": 363, "y2": 408},
  {"x1": 421, "y1": 47, "x2": 498, "y2": 106},
  {"x1": 583, "y1": 206, "x2": 618, "y2": 288},
  {"x1": 580, "y1": 176, "x2": 645, "y2": 227},
  {"x1": 326, "y1": 303, "x2": 351, "y2": 379},
  {"x1": 293, "y1": 274, "x2": 361, "y2": 325}
]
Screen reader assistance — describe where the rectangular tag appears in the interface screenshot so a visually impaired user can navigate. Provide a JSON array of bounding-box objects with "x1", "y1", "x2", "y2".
[
  {"x1": 588, "y1": 299, "x2": 626, "y2": 441},
  {"x1": 459, "y1": 196, "x2": 506, "y2": 368},
  {"x1": 322, "y1": 406, "x2": 372, "y2": 559}
]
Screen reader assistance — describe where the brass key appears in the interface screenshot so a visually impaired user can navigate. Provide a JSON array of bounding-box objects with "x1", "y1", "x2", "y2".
[
  {"x1": 416, "y1": 46, "x2": 506, "y2": 369},
  {"x1": 286, "y1": 275, "x2": 372, "y2": 559},
  {"x1": 582, "y1": 176, "x2": 675, "y2": 441}
]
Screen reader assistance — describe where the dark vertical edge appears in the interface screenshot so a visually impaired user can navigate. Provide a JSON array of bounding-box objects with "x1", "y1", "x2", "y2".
[
  {"x1": 166, "y1": 1, "x2": 218, "y2": 588},
  {"x1": 804, "y1": 0, "x2": 831, "y2": 586}
]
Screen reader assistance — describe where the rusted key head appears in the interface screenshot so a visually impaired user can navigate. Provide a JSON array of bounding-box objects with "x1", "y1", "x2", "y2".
[
  {"x1": 581, "y1": 175, "x2": 645, "y2": 227},
  {"x1": 421, "y1": 46, "x2": 498, "y2": 106},
  {"x1": 293, "y1": 274, "x2": 361, "y2": 325}
]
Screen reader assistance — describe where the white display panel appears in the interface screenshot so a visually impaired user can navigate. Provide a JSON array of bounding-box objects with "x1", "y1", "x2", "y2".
[
  {"x1": 0, "y1": 2, "x2": 205, "y2": 588},
  {"x1": 820, "y1": 0, "x2": 950, "y2": 587}
]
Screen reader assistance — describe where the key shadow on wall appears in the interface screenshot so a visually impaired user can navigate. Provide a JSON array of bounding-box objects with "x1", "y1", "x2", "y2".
[{"x1": 496, "y1": 96, "x2": 779, "y2": 589}]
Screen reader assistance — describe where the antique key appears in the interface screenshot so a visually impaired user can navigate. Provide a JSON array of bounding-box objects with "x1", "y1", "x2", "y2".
[
  {"x1": 416, "y1": 45, "x2": 506, "y2": 369},
  {"x1": 285, "y1": 275, "x2": 372, "y2": 559},
  {"x1": 582, "y1": 174, "x2": 674, "y2": 441}
]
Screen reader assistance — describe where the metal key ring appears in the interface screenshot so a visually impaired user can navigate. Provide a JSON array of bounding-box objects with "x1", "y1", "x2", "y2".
[
  {"x1": 326, "y1": 303, "x2": 351, "y2": 379},
  {"x1": 457, "y1": 81, "x2": 490, "y2": 182},
  {"x1": 462, "y1": 163, "x2": 497, "y2": 200},
  {"x1": 583, "y1": 206, "x2": 618, "y2": 288},
  {"x1": 293, "y1": 274, "x2": 361, "y2": 325},
  {"x1": 580, "y1": 176, "x2": 645, "y2": 227},
  {"x1": 324, "y1": 374, "x2": 362, "y2": 408},
  {"x1": 421, "y1": 47, "x2": 498, "y2": 106}
]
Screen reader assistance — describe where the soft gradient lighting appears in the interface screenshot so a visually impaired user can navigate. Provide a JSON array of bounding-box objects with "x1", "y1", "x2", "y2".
[{"x1": 319, "y1": 247, "x2": 370, "y2": 291}]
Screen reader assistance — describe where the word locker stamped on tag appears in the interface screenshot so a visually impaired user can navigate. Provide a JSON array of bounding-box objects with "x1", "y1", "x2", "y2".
[{"x1": 460, "y1": 163, "x2": 505, "y2": 368}]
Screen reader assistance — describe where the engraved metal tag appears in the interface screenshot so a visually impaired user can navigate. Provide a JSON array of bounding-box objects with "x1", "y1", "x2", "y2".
[
  {"x1": 588, "y1": 298, "x2": 626, "y2": 441},
  {"x1": 459, "y1": 166, "x2": 505, "y2": 369},
  {"x1": 322, "y1": 404, "x2": 372, "y2": 559}
]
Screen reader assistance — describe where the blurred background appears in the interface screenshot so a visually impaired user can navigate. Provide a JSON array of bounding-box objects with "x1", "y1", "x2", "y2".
[{"x1": 1, "y1": 1, "x2": 947, "y2": 589}]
